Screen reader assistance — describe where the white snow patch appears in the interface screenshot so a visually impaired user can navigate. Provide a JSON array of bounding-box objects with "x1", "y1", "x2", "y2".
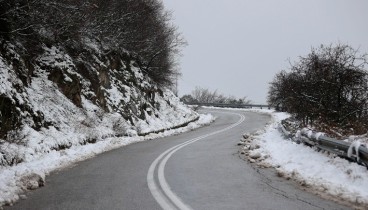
[
  {"x1": 248, "y1": 110, "x2": 368, "y2": 205},
  {"x1": 348, "y1": 141, "x2": 362, "y2": 162}
]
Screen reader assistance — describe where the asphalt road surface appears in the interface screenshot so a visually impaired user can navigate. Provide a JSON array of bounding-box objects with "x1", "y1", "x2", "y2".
[{"x1": 6, "y1": 109, "x2": 350, "y2": 210}]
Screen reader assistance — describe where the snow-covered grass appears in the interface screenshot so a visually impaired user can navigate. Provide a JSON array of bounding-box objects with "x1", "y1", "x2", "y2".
[
  {"x1": 0, "y1": 113, "x2": 214, "y2": 206},
  {"x1": 244, "y1": 109, "x2": 368, "y2": 207}
]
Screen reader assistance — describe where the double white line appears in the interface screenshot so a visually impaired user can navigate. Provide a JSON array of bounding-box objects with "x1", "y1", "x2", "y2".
[{"x1": 147, "y1": 112, "x2": 245, "y2": 210}]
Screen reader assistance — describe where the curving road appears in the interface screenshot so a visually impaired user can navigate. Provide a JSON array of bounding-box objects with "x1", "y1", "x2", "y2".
[{"x1": 6, "y1": 109, "x2": 350, "y2": 210}]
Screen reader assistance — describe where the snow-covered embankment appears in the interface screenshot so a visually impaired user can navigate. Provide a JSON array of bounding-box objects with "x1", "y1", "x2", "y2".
[
  {"x1": 0, "y1": 41, "x2": 215, "y2": 206},
  {"x1": 242, "y1": 110, "x2": 368, "y2": 207}
]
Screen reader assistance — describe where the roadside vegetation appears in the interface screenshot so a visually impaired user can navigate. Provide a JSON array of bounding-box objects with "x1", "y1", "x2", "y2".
[
  {"x1": 268, "y1": 44, "x2": 368, "y2": 137},
  {"x1": 0, "y1": 0, "x2": 185, "y2": 87}
]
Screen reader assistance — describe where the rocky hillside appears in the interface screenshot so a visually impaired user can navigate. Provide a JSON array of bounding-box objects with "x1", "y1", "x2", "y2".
[
  {"x1": 0, "y1": 0, "x2": 207, "y2": 206},
  {"x1": 0, "y1": 39, "x2": 198, "y2": 167}
]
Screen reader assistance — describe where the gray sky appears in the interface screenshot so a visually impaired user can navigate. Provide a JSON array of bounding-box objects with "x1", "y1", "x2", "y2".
[{"x1": 163, "y1": 0, "x2": 368, "y2": 104}]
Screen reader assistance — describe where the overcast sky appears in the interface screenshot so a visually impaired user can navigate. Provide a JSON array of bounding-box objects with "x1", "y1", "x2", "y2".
[{"x1": 162, "y1": 0, "x2": 368, "y2": 104}]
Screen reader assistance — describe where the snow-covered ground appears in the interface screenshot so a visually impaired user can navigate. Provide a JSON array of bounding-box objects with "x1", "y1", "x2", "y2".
[
  {"x1": 3, "y1": 103, "x2": 367, "y2": 207},
  {"x1": 203, "y1": 106, "x2": 367, "y2": 207},
  {"x1": 0, "y1": 113, "x2": 214, "y2": 206},
  {"x1": 1, "y1": 42, "x2": 216, "y2": 207},
  {"x1": 242, "y1": 109, "x2": 368, "y2": 207}
]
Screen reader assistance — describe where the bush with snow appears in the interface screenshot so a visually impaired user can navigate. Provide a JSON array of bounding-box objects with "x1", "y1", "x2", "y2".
[{"x1": 268, "y1": 44, "x2": 368, "y2": 135}]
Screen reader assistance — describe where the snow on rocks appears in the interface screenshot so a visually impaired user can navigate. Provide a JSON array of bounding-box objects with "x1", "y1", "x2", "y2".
[
  {"x1": 239, "y1": 132, "x2": 268, "y2": 167},
  {"x1": 19, "y1": 173, "x2": 45, "y2": 190},
  {"x1": 239, "y1": 109, "x2": 368, "y2": 207},
  {"x1": 0, "y1": 43, "x2": 216, "y2": 207},
  {"x1": 248, "y1": 150, "x2": 261, "y2": 159}
]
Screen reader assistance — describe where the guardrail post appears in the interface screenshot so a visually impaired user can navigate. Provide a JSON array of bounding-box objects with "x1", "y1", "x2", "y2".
[{"x1": 296, "y1": 128, "x2": 368, "y2": 168}]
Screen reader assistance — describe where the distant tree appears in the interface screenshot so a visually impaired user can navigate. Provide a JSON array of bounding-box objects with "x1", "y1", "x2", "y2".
[
  {"x1": 268, "y1": 44, "x2": 368, "y2": 130},
  {"x1": 182, "y1": 86, "x2": 251, "y2": 105},
  {"x1": 191, "y1": 87, "x2": 217, "y2": 103},
  {"x1": 180, "y1": 94, "x2": 197, "y2": 104}
]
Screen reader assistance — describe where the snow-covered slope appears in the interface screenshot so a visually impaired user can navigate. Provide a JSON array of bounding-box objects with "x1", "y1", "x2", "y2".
[
  {"x1": 0, "y1": 39, "x2": 212, "y2": 206},
  {"x1": 0, "y1": 40, "x2": 201, "y2": 163},
  {"x1": 0, "y1": 41, "x2": 200, "y2": 165}
]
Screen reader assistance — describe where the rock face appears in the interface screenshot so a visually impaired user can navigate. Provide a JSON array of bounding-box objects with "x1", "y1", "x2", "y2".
[{"x1": 0, "y1": 40, "x2": 198, "y2": 167}]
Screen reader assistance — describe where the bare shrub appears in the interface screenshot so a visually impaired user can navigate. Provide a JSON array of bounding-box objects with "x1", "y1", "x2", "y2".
[{"x1": 268, "y1": 44, "x2": 368, "y2": 133}]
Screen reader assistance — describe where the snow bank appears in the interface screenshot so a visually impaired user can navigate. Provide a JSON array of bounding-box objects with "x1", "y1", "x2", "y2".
[{"x1": 246, "y1": 110, "x2": 368, "y2": 206}]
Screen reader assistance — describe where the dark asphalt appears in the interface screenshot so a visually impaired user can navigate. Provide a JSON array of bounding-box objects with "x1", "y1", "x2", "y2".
[{"x1": 5, "y1": 109, "x2": 351, "y2": 210}]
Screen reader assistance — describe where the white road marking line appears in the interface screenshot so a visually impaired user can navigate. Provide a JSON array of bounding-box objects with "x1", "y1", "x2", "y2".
[
  {"x1": 147, "y1": 146, "x2": 179, "y2": 210},
  {"x1": 147, "y1": 112, "x2": 245, "y2": 210}
]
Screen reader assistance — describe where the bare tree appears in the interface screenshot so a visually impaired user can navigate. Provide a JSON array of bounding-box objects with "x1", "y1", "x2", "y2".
[
  {"x1": 0, "y1": 0, "x2": 185, "y2": 87},
  {"x1": 183, "y1": 86, "x2": 251, "y2": 105}
]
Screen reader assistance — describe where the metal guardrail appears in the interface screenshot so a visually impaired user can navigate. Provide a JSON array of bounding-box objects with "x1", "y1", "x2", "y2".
[
  {"x1": 185, "y1": 102, "x2": 271, "y2": 109},
  {"x1": 279, "y1": 124, "x2": 368, "y2": 168}
]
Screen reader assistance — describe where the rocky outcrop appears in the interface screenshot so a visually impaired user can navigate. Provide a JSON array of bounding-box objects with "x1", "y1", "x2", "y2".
[{"x1": 0, "y1": 39, "x2": 198, "y2": 166}]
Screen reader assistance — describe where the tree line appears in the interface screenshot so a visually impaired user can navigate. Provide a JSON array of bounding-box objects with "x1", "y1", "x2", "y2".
[
  {"x1": 0, "y1": 0, "x2": 185, "y2": 86},
  {"x1": 181, "y1": 86, "x2": 251, "y2": 105},
  {"x1": 268, "y1": 44, "x2": 368, "y2": 133}
]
